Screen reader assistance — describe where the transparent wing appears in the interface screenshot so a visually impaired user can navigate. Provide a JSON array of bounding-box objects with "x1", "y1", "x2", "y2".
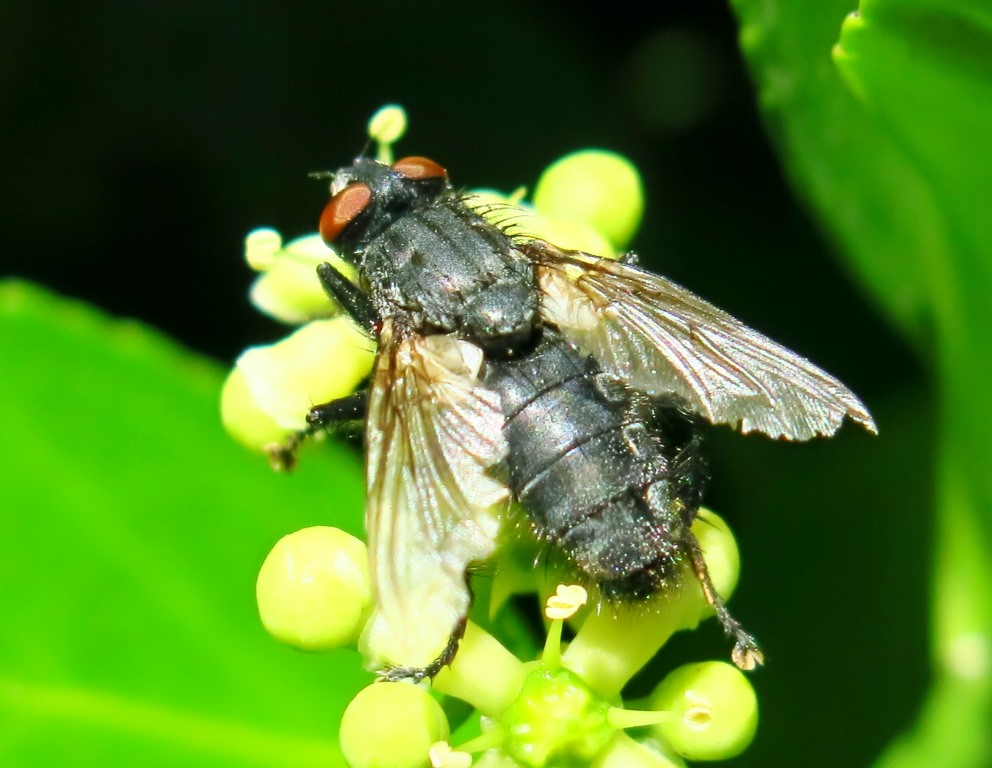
[
  {"x1": 359, "y1": 319, "x2": 509, "y2": 671},
  {"x1": 526, "y1": 242, "x2": 876, "y2": 440}
]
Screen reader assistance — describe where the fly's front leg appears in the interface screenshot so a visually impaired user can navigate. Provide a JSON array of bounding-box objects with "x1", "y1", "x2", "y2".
[
  {"x1": 317, "y1": 262, "x2": 378, "y2": 335},
  {"x1": 268, "y1": 262, "x2": 376, "y2": 471},
  {"x1": 267, "y1": 391, "x2": 368, "y2": 471},
  {"x1": 378, "y1": 575, "x2": 475, "y2": 683}
]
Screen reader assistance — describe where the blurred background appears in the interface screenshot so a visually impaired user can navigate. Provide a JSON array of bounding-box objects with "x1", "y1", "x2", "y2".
[{"x1": 1, "y1": 1, "x2": 936, "y2": 766}]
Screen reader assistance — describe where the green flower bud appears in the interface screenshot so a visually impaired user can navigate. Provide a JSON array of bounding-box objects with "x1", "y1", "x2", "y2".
[
  {"x1": 244, "y1": 228, "x2": 283, "y2": 271},
  {"x1": 340, "y1": 682, "x2": 449, "y2": 768},
  {"x1": 519, "y1": 213, "x2": 617, "y2": 259},
  {"x1": 247, "y1": 233, "x2": 357, "y2": 324},
  {"x1": 533, "y1": 150, "x2": 645, "y2": 251},
  {"x1": 472, "y1": 753, "x2": 523, "y2": 768},
  {"x1": 256, "y1": 526, "x2": 371, "y2": 650},
  {"x1": 220, "y1": 365, "x2": 295, "y2": 451},
  {"x1": 466, "y1": 189, "x2": 617, "y2": 258},
  {"x1": 368, "y1": 105, "x2": 407, "y2": 145},
  {"x1": 594, "y1": 732, "x2": 686, "y2": 768},
  {"x1": 222, "y1": 317, "x2": 374, "y2": 451},
  {"x1": 649, "y1": 661, "x2": 758, "y2": 761},
  {"x1": 429, "y1": 742, "x2": 473, "y2": 768},
  {"x1": 463, "y1": 190, "x2": 527, "y2": 236}
]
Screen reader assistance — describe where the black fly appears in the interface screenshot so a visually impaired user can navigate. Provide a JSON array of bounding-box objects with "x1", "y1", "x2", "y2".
[{"x1": 276, "y1": 151, "x2": 876, "y2": 681}]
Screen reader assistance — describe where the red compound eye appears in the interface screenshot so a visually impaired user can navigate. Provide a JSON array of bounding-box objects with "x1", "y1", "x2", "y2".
[
  {"x1": 391, "y1": 156, "x2": 448, "y2": 182},
  {"x1": 319, "y1": 183, "x2": 372, "y2": 245}
]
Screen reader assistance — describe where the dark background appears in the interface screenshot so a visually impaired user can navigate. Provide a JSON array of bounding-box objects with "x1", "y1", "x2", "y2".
[{"x1": 2, "y1": 1, "x2": 928, "y2": 766}]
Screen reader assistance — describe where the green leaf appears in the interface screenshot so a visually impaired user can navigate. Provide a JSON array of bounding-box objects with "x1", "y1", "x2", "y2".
[
  {"x1": 730, "y1": 0, "x2": 944, "y2": 345},
  {"x1": 730, "y1": 1, "x2": 992, "y2": 766},
  {"x1": 835, "y1": 0, "x2": 992, "y2": 543},
  {"x1": 836, "y1": 9, "x2": 992, "y2": 766},
  {"x1": 0, "y1": 280, "x2": 370, "y2": 767}
]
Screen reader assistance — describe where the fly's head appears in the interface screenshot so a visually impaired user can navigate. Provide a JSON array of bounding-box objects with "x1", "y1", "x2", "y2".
[{"x1": 318, "y1": 155, "x2": 449, "y2": 262}]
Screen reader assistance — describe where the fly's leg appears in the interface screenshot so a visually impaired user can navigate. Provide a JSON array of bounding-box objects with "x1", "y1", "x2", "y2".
[
  {"x1": 267, "y1": 391, "x2": 367, "y2": 471},
  {"x1": 378, "y1": 614, "x2": 469, "y2": 684},
  {"x1": 268, "y1": 261, "x2": 376, "y2": 471},
  {"x1": 377, "y1": 577, "x2": 474, "y2": 683},
  {"x1": 685, "y1": 531, "x2": 765, "y2": 671},
  {"x1": 652, "y1": 400, "x2": 761, "y2": 665},
  {"x1": 306, "y1": 392, "x2": 368, "y2": 427},
  {"x1": 317, "y1": 262, "x2": 378, "y2": 335}
]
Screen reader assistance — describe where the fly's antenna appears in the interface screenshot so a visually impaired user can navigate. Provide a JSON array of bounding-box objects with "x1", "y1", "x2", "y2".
[
  {"x1": 367, "y1": 104, "x2": 407, "y2": 164},
  {"x1": 307, "y1": 105, "x2": 408, "y2": 189},
  {"x1": 307, "y1": 168, "x2": 337, "y2": 199}
]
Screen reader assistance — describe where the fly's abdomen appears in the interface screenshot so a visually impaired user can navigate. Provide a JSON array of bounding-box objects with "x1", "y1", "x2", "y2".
[{"x1": 485, "y1": 331, "x2": 706, "y2": 599}]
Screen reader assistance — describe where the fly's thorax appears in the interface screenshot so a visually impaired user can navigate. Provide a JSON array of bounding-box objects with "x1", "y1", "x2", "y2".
[{"x1": 360, "y1": 199, "x2": 541, "y2": 356}]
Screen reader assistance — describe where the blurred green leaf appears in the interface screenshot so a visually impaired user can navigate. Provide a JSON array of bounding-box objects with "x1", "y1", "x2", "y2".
[
  {"x1": 0, "y1": 280, "x2": 369, "y2": 767},
  {"x1": 731, "y1": 1, "x2": 992, "y2": 766},
  {"x1": 730, "y1": 0, "x2": 943, "y2": 345},
  {"x1": 835, "y1": 0, "x2": 992, "y2": 538}
]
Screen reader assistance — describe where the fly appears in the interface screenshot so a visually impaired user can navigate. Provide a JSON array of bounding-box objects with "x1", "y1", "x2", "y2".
[{"x1": 273, "y1": 149, "x2": 876, "y2": 681}]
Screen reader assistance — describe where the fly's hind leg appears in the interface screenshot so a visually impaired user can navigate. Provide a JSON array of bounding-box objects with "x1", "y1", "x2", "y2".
[
  {"x1": 684, "y1": 530, "x2": 765, "y2": 671},
  {"x1": 651, "y1": 398, "x2": 762, "y2": 667},
  {"x1": 267, "y1": 391, "x2": 368, "y2": 471}
]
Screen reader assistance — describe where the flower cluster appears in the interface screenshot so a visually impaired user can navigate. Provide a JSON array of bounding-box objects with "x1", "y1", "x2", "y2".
[
  {"x1": 254, "y1": 513, "x2": 757, "y2": 768},
  {"x1": 223, "y1": 106, "x2": 758, "y2": 768}
]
